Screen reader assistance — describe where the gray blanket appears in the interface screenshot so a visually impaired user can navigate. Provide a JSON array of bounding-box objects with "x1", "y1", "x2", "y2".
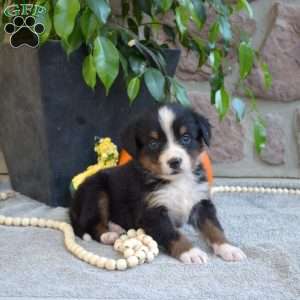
[{"x1": 0, "y1": 179, "x2": 300, "y2": 300}]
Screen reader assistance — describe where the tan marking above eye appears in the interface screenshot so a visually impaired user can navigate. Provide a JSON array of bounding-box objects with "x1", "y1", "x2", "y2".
[
  {"x1": 150, "y1": 131, "x2": 159, "y2": 139},
  {"x1": 179, "y1": 126, "x2": 188, "y2": 135}
]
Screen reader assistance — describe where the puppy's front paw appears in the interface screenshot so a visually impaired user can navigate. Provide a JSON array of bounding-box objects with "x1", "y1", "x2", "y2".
[
  {"x1": 100, "y1": 232, "x2": 119, "y2": 245},
  {"x1": 179, "y1": 247, "x2": 208, "y2": 264},
  {"x1": 213, "y1": 243, "x2": 247, "y2": 261}
]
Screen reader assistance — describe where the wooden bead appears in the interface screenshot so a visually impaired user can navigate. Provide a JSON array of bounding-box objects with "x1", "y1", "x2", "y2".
[
  {"x1": 0, "y1": 215, "x2": 5, "y2": 224},
  {"x1": 136, "y1": 228, "x2": 145, "y2": 235},
  {"x1": 37, "y1": 219, "x2": 46, "y2": 227},
  {"x1": 12, "y1": 217, "x2": 21, "y2": 226},
  {"x1": 116, "y1": 259, "x2": 127, "y2": 270},
  {"x1": 143, "y1": 236, "x2": 153, "y2": 245},
  {"x1": 29, "y1": 218, "x2": 39, "y2": 226},
  {"x1": 88, "y1": 254, "x2": 98, "y2": 265},
  {"x1": 120, "y1": 235, "x2": 128, "y2": 241},
  {"x1": 5, "y1": 217, "x2": 13, "y2": 226},
  {"x1": 96, "y1": 257, "x2": 107, "y2": 268},
  {"x1": 135, "y1": 250, "x2": 146, "y2": 264},
  {"x1": 127, "y1": 229, "x2": 137, "y2": 238},
  {"x1": 105, "y1": 259, "x2": 116, "y2": 270},
  {"x1": 124, "y1": 248, "x2": 134, "y2": 258},
  {"x1": 127, "y1": 256, "x2": 139, "y2": 268},
  {"x1": 21, "y1": 218, "x2": 29, "y2": 226}
]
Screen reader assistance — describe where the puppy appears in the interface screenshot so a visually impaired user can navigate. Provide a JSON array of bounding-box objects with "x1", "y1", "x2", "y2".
[{"x1": 69, "y1": 104, "x2": 246, "y2": 263}]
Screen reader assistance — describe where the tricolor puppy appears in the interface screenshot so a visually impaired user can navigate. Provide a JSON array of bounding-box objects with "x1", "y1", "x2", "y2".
[{"x1": 69, "y1": 104, "x2": 246, "y2": 263}]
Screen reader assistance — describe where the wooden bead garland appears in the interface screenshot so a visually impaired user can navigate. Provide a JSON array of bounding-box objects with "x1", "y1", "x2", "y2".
[
  {"x1": 0, "y1": 213, "x2": 159, "y2": 271},
  {"x1": 1, "y1": 185, "x2": 300, "y2": 271}
]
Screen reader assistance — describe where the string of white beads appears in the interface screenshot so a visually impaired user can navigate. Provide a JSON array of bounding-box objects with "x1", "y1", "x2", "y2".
[
  {"x1": 0, "y1": 214, "x2": 159, "y2": 271},
  {"x1": 1, "y1": 185, "x2": 300, "y2": 271},
  {"x1": 211, "y1": 186, "x2": 300, "y2": 195}
]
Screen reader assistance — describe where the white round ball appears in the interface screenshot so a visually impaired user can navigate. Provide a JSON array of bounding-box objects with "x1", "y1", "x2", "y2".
[
  {"x1": 37, "y1": 219, "x2": 46, "y2": 227},
  {"x1": 105, "y1": 259, "x2": 116, "y2": 270},
  {"x1": 12, "y1": 217, "x2": 21, "y2": 226},
  {"x1": 29, "y1": 217, "x2": 38, "y2": 226},
  {"x1": 127, "y1": 256, "x2": 139, "y2": 268},
  {"x1": 124, "y1": 248, "x2": 134, "y2": 258},
  {"x1": 136, "y1": 228, "x2": 145, "y2": 236},
  {"x1": 127, "y1": 229, "x2": 137, "y2": 238},
  {"x1": 96, "y1": 257, "x2": 107, "y2": 268},
  {"x1": 5, "y1": 217, "x2": 13, "y2": 226},
  {"x1": 116, "y1": 259, "x2": 127, "y2": 270},
  {"x1": 120, "y1": 235, "x2": 128, "y2": 241},
  {"x1": 135, "y1": 250, "x2": 146, "y2": 264},
  {"x1": 143, "y1": 236, "x2": 153, "y2": 245},
  {"x1": 0, "y1": 215, "x2": 5, "y2": 224}
]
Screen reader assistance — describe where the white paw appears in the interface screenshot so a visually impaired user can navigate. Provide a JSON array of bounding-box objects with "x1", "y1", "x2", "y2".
[
  {"x1": 100, "y1": 232, "x2": 119, "y2": 245},
  {"x1": 213, "y1": 243, "x2": 247, "y2": 261},
  {"x1": 108, "y1": 221, "x2": 125, "y2": 234},
  {"x1": 179, "y1": 247, "x2": 208, "y2": 264}
]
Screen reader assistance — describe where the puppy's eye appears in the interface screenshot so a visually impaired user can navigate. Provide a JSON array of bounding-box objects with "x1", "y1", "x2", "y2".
[
  {"x1": 180, "y1": 134, "x2": 192, "y2": 145},
  {"x1": 148, "y1": 140, "x2": 160, "y2": 150}
]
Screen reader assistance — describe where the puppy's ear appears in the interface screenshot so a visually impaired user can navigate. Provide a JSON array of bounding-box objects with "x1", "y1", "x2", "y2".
[
  {"x1": 121, "y1": 121, "x2": 139, "y2": 158},
  {"x1": 193, "y1": 112, "x2": 211, "y2": 147}
]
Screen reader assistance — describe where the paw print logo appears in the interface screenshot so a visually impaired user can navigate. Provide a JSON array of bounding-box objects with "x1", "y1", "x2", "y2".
[{"x1": 4, "y1": 16, "x2": 44, "y2": 48}]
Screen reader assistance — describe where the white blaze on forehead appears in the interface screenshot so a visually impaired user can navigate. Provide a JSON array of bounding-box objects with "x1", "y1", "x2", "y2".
[{"x1": 158, "y1": 106, "x2": 176, "y2": 142}]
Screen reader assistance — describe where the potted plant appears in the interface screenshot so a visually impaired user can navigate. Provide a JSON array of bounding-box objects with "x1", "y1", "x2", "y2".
[{"x1": 0, "y1": 0, "x2": 270, "y2": 206}]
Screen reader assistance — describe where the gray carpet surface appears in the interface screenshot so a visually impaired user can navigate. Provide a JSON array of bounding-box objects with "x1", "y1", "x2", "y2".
[{"x1": 0, "y1": 179, "x2": 300, "y2": 300}]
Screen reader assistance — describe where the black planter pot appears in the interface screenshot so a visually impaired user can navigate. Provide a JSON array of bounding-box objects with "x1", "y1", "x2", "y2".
[{"x1": 0, "y1": 42, "x2": 180, "y2": 207}]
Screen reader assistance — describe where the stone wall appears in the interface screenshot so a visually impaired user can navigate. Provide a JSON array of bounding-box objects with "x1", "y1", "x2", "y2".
[
  {"x1": 0, "y1": 0, "x2": 299, "y2": 178},
  {"x1": 175, "y1": 0, "x2": 300, "y2": 178}
]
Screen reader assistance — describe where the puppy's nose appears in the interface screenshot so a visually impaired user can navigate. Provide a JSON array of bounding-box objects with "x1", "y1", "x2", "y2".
[{"x1": 168, "y1": 157, "x2": 182, "y2": 170}]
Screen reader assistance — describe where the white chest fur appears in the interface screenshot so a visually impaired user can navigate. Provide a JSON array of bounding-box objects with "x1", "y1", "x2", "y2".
[{"x1": 147, "y1": 173, "x2": 209, "y2": 226}]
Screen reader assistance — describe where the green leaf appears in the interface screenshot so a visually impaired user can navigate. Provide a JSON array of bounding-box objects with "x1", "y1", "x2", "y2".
[
  {"x1": 170, "y1": 78, "x2": 190, "y2": 107},
  {"x1": 129, "y1": 56, "x2": 147, "y2": 75},
  {"x1": 208, "y1": 22, "x2": 219, "y2": 45},
  {"x1": 80, "y1": 7, "x2": 98, "y2": 42},
  {"x1": 209, "y1": 50, "x2": 222, "y2": 72},
  {"x1": 232, "y1": 97, "x2": 246, "y2": 122},
  {"x1": 61, "y1": 18, "x2": 83, "y2": 56},
  {"x1": 35, "y1": 1, "x2": 52, "y2": 45},
  {"x1": 239, "y1": 41, "x2": 254, "y2": 79},
  {"x1": 127, "y1": 77, "x2": 141, "y2": 103},
  {"x1": 160, "y1": 0, "x2": 173, "y2": 12},
  {"x1": 254, "y1": 118, "x2": 266, "y2": 154},
  {"x1": 82, "y1": 54, "x2": 97, "y2": 89},
  {"x1": 236, "y1": 0, "x2": 253, "y2": 18},
  {"x1": 93, "y1": 36, "x2": 119, "y2": 95},
  {"x1": 144, "y1": 68, "x2": 165, "y2": 102},
  {"x1": 87, "y1": 0, "x2": 111, "y2": 24},
  {"x1": 175, "y1": 6, "x2": 189, "y2": 36},
  {"x1": 215, "y1": 87, "x2": 230, "y2": 120},
  {"x1": 191, "y1": 0, "x2": 206, "y2": 28},
  {"x1": 54, "y1": 0, "x2": 80, "y2": 41},
  {"x1": 261, "y1": 62, "x2": 272, "y2": 90}
]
